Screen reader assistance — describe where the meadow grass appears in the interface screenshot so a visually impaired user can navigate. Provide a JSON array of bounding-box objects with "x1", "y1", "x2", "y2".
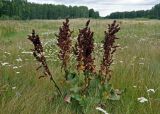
[{"x1": 0, "y1": 19, "x2": 160, "y2": 114}]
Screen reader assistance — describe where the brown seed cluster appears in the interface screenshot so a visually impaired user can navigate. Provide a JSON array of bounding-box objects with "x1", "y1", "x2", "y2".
[
  {"x1": 56, "y1": 18, "x2": 72, "y2": 70},
  {"x1": 100, "y1": 20, "x2": 120, "y2": 83},
  {"x1": 28, "y1": 30, "x2": 62, "y2": 96},
  {"x1": 75, "y1": 20, "x2": 95, "y2": 73}
]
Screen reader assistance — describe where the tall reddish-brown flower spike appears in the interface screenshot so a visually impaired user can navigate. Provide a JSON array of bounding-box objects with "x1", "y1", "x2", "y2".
[
  {"x1": 100, "y1": 20, "x2": 120, "y2": 83},
  {"x1": 56, "y1": 18, "x2": 72, "y2": 70},
  {"x1": 28, "y1": 30, "x2": 49, "y2": 77},
  {"x1": 75, "y1": 20, "x2": 95, "y2": 73},
  {"x1": 28, "y1": 30, "x2": 62, "y2": 96}
]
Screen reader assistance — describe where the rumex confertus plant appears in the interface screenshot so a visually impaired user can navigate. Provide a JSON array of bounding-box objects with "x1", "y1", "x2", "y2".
[{"x1": 28, "y1": 19, "x2": 122, "y2": 113}]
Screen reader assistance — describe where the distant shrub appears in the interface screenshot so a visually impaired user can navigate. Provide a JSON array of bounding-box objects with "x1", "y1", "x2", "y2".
[
  {"x1": 0, "y1": 15, "x2": 10, "y2": 20},
  {"x1": 11, "y1": 16, "x2": 21, "y2": 20},
  {"x1": 0, "y1": 15, "x2": 21, "y2": 20}
]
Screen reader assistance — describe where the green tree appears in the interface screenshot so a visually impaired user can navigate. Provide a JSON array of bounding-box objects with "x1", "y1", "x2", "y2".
[{"x1": 0, "y1": 0, "x2": 100, "y2": 20}]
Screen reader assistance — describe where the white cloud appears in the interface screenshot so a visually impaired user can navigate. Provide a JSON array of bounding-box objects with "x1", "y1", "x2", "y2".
[
  {"x1": 117, "y1": 0, "x2": 145, "y2": 4},
  {"x1": 28, "y1": 0, "x2": 159, "y2": 16}
]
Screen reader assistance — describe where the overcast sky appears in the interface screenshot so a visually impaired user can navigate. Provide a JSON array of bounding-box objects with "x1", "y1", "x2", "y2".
[{"x1": 28, "y1": 0, "x2": 159, "y2": 17}]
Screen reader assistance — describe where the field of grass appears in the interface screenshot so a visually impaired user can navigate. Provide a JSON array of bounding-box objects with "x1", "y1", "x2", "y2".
[{"x1": 0, "y1": 19, "x2": 160, "y2": 114}]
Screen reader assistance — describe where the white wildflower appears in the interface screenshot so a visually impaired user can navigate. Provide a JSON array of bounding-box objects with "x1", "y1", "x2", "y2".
[
  {"x1": 1, "y1": 62, "x2": 9, "y2": 66},
  {"x1": 12, "y1": 87, "x2": 16, "y2": 90},
  {"x1": 120, "y1": 61, "x2": 123, "y2": 63},
  {"x1": 4, "y1": 52, "x2": 11, "y2": 55},
  {"x1": 140, "y1": 58, "x2": 145, "y2": 60},
  {"x1": 139, "y1": 63, "x2": 144, "y2": 65},
  {"x1": 117, "y1": 44, "x2": 120, "y2": 46},
  {"x1": 133, "y1": 86, "x2": 137, "y2": 88},
  {"x1": 37, "y1": 53, "x2": 43, "y2": 58},
  {"x1": 94, "y1": 43, "x2": 97, "y2": 47},
  {"x1": 16, "y1": 72, "x2": 20, "y2": 74},
  {"x1": 13, "y1": 66, "x2": 18, "y2": 69},
  {"x1": 112, "y1": 62, "x2": 116, "y2": 65},
  {"x1": 21, "y1": 51, "x2": 33, "y2": 54},
  {"x1": 147, "y1": 89, "x2": 155, "y2": 93},
  {"x1": 137, "y1": 97, "x2": 148, "y2": 103},
  {"x1": 96, "y1": 107, "x2": 109, "y2": 114},
  {"x1": 16, "y1": 58, "x2": 22, "y2": 62},
  {"x1": 100, "y1": 44, "x2": 103, "y2": 48}
]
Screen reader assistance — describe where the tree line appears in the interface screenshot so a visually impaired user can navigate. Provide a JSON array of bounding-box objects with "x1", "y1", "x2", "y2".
[
  {"x1": 0, "y1": 0, "x2": 99, "y2": 20},
  {"x1": 106, "y1": 3, "x2": 160, "y2": 19}
]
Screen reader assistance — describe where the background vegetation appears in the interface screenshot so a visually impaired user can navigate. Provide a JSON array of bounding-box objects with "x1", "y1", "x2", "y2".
[
  {"x1": 106, "y1": 3, "x2": 160, "y2": 19},
  {"x1": 0, "y1": 19, "x2": 160, "y2": 114},
  {"x1": 0, "y1": 0, "x2": 160, "y2": 20},
  {"x1": 0, "y1": 0, "x2": 99, "y2": 20}
]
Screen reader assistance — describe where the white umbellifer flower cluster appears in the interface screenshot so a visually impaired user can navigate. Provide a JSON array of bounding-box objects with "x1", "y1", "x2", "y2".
[
  {"x1": 133, "y1": 85, "x2": 137, "y2": 88},
  {"x1": 1, "y1": 62, "x2": 9, "y2": 66},
  {"x1": 4, "y1": 52, "x2": 11, "y2": 55},
  {"x1": 96, "y1": 107, "x2": 109, "y2": 114},
  {"x1": 119, "y1": 61, "x2": 123, "y2": 63},
  {"x1": 137, "y1": 88, "x2": 156, "y2": 103},
  {"x1": 13, "y1": 66, "x2": 18, "y2": 69},
  {"x1": 21, "y1": 51, "x2": 33, "y2": 54},
  {"x1": 147, "y1": 89, "x2": 155, "y2": 93},
  {"x1": 12, "y1": 87, "x2": 16, "y2": 90},
  {"x1": 139, "y1": 62, "x2": 144, "y2": 65},
  {"x1": 137, "y1": 97, "x2": 148, "y2": 103},
  {"x1": 16, "y1": 58, "x2": 22, "y2": 62}
]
